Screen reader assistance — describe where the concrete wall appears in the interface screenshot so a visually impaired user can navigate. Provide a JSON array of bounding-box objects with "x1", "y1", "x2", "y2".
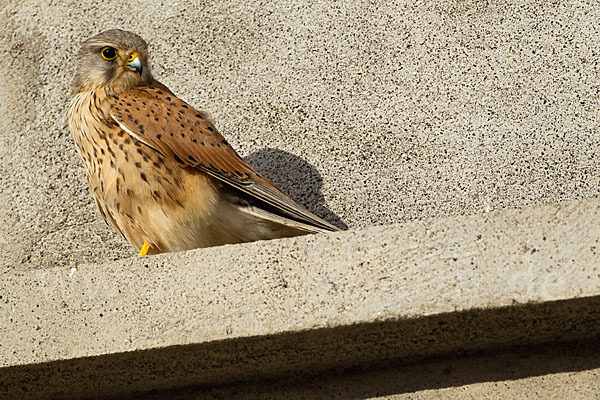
[
  {"x1": 2, "y1": 0, "x2": 600, "y2": 268},
  {"x1": 2, "y1": 199, "x2": 600, "y2": 398},
  {"x1": 1, "y1": 0, "x2": 599, "y2": 398}
]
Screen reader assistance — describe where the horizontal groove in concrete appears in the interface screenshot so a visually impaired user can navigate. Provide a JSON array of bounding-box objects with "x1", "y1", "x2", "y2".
[{"x1": 1, "y1": 198, "x2": 600, "y2": 398}]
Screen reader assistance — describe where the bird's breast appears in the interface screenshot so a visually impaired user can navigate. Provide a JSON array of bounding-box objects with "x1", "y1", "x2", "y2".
[{"x1": 68, "y1": 89, "x2": 221, "y2": 251}]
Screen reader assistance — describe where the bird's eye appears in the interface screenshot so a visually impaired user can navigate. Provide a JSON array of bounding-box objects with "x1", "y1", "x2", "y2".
[{"x1": 101, "y1": 47, "x2": 117, "y2": 60}]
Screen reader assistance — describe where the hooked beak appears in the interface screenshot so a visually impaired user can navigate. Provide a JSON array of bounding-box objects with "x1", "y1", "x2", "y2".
[{"x1": 126, "y1": 52, "x2": 143, "y2": 75}]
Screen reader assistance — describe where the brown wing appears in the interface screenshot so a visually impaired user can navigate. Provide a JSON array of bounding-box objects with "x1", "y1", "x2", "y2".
[{"x1": 110, "y1": 82, "x2": 339, "y2": 232}]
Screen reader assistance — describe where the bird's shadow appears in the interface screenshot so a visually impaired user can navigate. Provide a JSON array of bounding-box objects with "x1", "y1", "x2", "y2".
[{"x1": 244, "y1": 148, "x2": 348, "y2": 230}]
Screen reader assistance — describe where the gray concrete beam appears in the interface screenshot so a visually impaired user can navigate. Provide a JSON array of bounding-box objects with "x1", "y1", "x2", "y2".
[{"x1": 1, "y1": 198, "x2": 599, "y2": 398}]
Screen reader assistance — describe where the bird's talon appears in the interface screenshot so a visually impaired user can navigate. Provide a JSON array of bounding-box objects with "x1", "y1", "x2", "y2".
[{"x1": 139, "y1": 242, "x2": 150, "y2": 256}]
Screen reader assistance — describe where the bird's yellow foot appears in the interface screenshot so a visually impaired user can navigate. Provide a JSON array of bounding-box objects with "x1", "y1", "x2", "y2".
[{"x1": 139, "y1": 242, "x2": 151, "y2": 257}]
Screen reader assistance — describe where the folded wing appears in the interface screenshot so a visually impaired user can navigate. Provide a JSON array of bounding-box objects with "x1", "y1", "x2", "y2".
[{"x1": 110, "y1": 82, "x2": 340, "y2": 232}]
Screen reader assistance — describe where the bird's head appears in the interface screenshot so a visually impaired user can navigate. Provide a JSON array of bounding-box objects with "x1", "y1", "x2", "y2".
[{"x1": 71, "y1": 29, "x2": 153, "y2": 95}]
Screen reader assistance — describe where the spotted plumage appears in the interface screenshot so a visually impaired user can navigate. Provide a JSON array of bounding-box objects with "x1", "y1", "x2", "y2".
[{"x1": 68, "y1": 29, "x2": 340, "y2": 255}]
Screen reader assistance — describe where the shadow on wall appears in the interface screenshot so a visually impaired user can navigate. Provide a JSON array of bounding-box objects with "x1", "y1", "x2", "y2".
[
  {"x1": 189, "y1": 338, "x2": 600, "y2": 400},
  {"x1": 245, "y1": 148, "x2": 348, "y2": 230},
  {"x1": 3, "y1": 297, "x2": 598, "y2": 398}
]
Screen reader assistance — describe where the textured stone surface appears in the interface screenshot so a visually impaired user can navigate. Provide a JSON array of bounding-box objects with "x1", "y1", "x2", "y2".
[
  {"x1": 1, "y1": 198, "x2": 599, "y2": 398},
  {"x1": 1, "y1": 0, "x2": 599, "y2": 398},
  {"x1": 1, "y1": 0, "x2": 600, "y2": 269},
  {"x1": 143, "y1": 340, "x2": 600, "y2": 399}
]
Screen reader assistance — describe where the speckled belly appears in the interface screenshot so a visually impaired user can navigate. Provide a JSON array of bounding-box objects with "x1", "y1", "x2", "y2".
[{"x1": 68, "y1": 90, "x2": 220, "y2": 252}]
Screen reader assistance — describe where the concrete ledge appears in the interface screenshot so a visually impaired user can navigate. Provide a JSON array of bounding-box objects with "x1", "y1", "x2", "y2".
[
  {"x1": 1, "y1": 198, "x2": 600, "y2": 398},
  {"x1": 143, "y1": 339, "x2": 600, "y2": 399}
]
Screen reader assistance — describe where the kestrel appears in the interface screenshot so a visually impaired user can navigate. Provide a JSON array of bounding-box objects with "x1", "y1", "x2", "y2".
[{"x1": 68, "y1": 29, "x2": 340, "y2": 256}]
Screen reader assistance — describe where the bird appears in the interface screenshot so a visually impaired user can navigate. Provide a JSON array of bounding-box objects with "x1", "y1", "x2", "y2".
[{"x1": 67, "y1": 29, "x2": 340, "y2": 256}]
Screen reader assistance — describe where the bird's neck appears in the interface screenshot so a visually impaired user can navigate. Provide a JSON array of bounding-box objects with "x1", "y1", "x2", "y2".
[{"x1": 71, "y1": 71, "x2": 154, "y2": 97}]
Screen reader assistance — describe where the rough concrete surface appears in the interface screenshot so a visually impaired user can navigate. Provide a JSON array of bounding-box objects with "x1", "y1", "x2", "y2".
[
  {"x1": 141, "y1": 340, "x2": 600, "y2": 399},
  {"x1": 1, "y1": 0, "x2": 600, "y2": 268},
  {"x1": 1, "y1": 0, "x2": 600, "y2": 398},
  {"x1": 1, "y1": 198, "x2": 599, "y2": 398}
]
